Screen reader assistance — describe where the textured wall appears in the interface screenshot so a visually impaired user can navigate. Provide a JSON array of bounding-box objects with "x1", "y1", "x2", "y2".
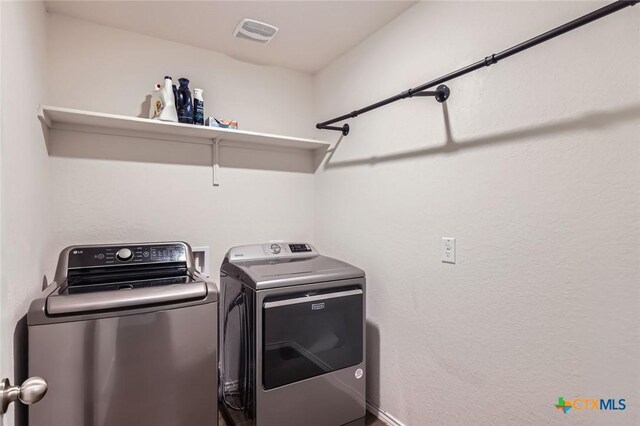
[
  {"x1": 0, "y1": 2, "x2": 49, "y2": 425},
  {"x1": 313, "y1": 2, "x2": 639, "y2": 425},
  {"x1": 45, "y1": 14, "x2": 317, "y2": 275}
]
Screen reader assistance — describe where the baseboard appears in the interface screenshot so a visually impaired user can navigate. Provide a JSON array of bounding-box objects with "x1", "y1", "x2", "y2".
[{"x1": 366, "y1": 400, "x2": 406, "y2": 426}]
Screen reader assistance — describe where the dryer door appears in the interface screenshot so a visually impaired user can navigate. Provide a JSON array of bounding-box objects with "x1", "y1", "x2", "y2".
[{"x1": 262, "y1": 288, "x2": 363, "y2": 390}]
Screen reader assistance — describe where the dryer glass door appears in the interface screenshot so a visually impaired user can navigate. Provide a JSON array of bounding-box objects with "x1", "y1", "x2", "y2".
[{"x1": 262, "y1": 288, "x2": 363, "y2": 390}]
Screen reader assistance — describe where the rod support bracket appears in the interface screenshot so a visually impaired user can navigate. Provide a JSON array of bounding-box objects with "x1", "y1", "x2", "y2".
[
  {"x1": 412, "y1": 84, "x2": 451, "y2": 102},
  {"x1": 316, "y1": 123, "x2": 350, "y2": 136},
  {"x1": 435, "y1": 84, "x2": 450, "y2": 103}
]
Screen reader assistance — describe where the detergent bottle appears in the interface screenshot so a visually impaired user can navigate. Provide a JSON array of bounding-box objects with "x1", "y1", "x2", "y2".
[
  {"x1": 158, "y1": 76, "x2": 178, "y2": 122},
  {"x1": 148, "y1": 83, "x2": 163, "y2": 119}
]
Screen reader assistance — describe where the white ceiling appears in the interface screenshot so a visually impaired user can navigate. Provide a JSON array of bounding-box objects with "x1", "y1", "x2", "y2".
[{"x1": 45, "y1": 1, "x2": 416, "y2": 74}]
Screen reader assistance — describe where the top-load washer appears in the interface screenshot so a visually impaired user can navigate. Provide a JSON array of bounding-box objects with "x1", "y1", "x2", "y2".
[
  {"x1": 27, "y1": 241, "x2": 218, "y2": 426},
  {"x1": 219, "y1": 242, "x2": 366, "y2": 426}
]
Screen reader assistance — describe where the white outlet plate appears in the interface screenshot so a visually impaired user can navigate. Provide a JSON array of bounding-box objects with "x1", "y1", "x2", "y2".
[
  {"x1": 441, "y1": 238, "x2": 456, "y2": 264},
  {"x1": 192, "y1": 246, "x2": 210, "y2": 277}
]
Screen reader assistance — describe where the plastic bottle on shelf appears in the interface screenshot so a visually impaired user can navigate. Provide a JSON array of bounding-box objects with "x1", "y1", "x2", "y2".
[
  {"x1": 148, "y1": 83, "x2": 162, "y2": 119},
  {"x1": 158, "y1": 76, "x2": 178, "y2": 122},
  {"x1": 176, "y1": 78, "x2": 194, "y2": 124},
  {"x1": 193, "y1": 88, "x2": 204, "y2": 125}
]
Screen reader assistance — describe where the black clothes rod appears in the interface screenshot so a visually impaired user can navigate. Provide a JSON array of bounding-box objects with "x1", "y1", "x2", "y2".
[{"x1": 316, "y1": 0, "x2": 638, "y2": 136}]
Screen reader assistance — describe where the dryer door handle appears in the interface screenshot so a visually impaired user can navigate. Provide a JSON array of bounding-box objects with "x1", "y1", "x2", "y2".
[{"x1": 264, "y1": 288, "x2": 362, "y2": 309}]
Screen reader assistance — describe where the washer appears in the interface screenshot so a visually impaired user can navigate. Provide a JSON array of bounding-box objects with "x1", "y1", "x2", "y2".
[
  {"x1": 219, "y1": 242, "x2": 366, "y2": 426},
  {"x1": 27, "y1": 241, "x2": 219, "y2": 426}
]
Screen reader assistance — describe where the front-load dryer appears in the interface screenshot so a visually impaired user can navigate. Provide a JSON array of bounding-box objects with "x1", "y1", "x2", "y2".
[{"x1": 219, "y1": 242, "x2": 366, "y2": 426}]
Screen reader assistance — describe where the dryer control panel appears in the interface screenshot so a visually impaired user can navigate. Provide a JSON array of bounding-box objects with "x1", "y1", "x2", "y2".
[{"x1": 227, "y1": 242, "x2": 318, "y2": 262}]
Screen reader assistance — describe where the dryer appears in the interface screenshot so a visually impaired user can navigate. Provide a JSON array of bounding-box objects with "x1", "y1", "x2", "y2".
[{"x1": 219, "y1": 243, "x2": 366, "y2": 426}]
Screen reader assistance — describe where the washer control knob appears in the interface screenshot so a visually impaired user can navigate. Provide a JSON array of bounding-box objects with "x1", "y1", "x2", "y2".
[
  {"x1": 116, "y1": 248, "x2": 133, "y2": 261},
  {"x1": 270, "y1": 244, "x2": 281, "y2": 254}
]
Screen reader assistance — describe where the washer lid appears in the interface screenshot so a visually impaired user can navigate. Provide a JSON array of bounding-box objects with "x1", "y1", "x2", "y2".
[
  {"x1": 46, "y1": 281, "x2": 209, "y2": 315},
  {"x1": 222, "y1": 254, "x2": 364, "y2": 289}
]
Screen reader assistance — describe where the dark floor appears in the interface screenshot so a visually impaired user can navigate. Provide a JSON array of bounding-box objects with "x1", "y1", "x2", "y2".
[
  {"x1": 218, "y1": 409, "x2": 385, "y2": 425},
  {"x1": 365, "y1": 411, "x2": 387, "y2": 426}
]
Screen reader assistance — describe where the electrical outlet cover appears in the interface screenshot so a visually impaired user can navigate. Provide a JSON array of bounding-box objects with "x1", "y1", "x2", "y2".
[{"x1": 441, "y1": 238, "x2": 456, "y2": 264}]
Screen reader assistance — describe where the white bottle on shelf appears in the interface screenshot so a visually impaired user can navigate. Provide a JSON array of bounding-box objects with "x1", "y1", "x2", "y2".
[
  {"x1": 148, "y1": 83, "x2": 162, "y2": 119},
  {"x1": 158, "y1": 76, "x2": 178, "y2": 122}
]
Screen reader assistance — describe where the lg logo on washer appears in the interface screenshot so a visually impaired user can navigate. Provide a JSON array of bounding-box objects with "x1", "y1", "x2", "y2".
[{"x1": 311, "y1": 302, "x2": 325, "y2": 310}]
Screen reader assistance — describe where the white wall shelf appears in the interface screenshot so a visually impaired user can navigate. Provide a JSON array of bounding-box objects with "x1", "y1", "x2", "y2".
[{"x1": 38, "y1": 105, "x2": 331, "y2": 185}]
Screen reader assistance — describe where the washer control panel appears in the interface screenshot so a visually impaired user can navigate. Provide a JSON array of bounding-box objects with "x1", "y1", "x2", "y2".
[
  {"x1": 228, "y1": 242, "x2": 317, "y2": 262},
  {"x1": 68, "y1": 243, "x2": 187, "y2": 268}
]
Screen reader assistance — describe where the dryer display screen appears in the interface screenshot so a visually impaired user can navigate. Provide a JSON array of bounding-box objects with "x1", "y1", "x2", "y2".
[{"x1": 289, "y1": 244, "x2": 311, "y2": 253}]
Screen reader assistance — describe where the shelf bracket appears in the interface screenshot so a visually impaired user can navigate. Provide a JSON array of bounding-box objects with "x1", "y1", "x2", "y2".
[{"x1": 211, "y1": 137, "x2": 221, "y2": 187}]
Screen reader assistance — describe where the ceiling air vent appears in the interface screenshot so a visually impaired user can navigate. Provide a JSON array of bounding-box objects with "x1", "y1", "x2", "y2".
[{"x1": 233, "y1": 18, "x2": 279, "y2": 44}]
